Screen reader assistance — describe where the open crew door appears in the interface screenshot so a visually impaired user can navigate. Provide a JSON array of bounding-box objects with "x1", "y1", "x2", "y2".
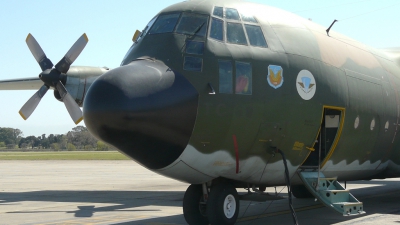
[
  {"x1": 301, "y1": 106, "x2": 344, "y2": 168},
  {"x1": 298, "y1": 106, "x2": 365, "y2": 216}
]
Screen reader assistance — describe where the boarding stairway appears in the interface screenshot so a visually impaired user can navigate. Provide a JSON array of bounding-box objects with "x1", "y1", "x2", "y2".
[{"x1": 298, "y1": 170, "x2": 365, "y2": 216}]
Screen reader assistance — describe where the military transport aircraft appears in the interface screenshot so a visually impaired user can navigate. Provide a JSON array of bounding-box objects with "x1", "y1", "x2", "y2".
[{"x1": 1, "y1": 0, "x2": 400, "y2": 224}]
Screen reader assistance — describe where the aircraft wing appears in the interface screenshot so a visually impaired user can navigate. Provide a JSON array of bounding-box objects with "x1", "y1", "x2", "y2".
[
  {"x1": 382, "y1": 47, "x2": 400, "y2": 53},
  {"x1": 381, "y1": 47, "x2": 400, "y2": 67},
  {"x1": 0, "y1": 77, "x2": 43, "y2": 90}
]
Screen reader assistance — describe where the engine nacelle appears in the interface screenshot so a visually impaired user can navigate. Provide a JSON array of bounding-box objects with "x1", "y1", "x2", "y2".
[{"x1": 54, "y1": 66, "x2": 109, "y2": 106}]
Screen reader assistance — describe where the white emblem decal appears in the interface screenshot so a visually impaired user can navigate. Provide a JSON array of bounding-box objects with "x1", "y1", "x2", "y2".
[{"x1": 296, "y1": 70, "x2": 316, "y2": 100}]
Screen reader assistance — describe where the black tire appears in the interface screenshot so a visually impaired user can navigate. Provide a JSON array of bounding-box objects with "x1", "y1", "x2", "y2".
[
  {"x1": 206, "y1": 183, "x2": 239, "y2": 225},
  {"x1": 292, "y1": 185, "x2": 314, "y2": 198},
  {"x1": 183, "y1": 184, "x2": 209, "y2": 225}
]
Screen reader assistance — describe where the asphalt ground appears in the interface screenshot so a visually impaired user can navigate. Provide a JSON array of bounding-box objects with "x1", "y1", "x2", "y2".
[{"x1": 1, "y1": 161, "x2": 400, "y2": 225}]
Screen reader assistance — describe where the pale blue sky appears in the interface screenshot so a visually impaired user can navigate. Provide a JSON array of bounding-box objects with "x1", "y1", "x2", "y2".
[{"x1": 0, "y1": 0, "x2": 399, "y2": 137}]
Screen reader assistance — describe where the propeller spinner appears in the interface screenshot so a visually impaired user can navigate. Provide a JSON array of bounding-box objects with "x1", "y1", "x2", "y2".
[{"x1": 20, "y1": 33, "x2": 88, "y2": 124}]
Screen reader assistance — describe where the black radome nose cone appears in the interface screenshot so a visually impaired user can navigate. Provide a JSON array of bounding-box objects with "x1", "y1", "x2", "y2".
[{"x1": 83, "y1": 60, "x2": 198, "y2": 169}]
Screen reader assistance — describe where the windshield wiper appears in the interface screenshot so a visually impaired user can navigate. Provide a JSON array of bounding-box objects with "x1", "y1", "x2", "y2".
[{"x1": 189, "y1": 22, "x2": 205, "y2": 36}]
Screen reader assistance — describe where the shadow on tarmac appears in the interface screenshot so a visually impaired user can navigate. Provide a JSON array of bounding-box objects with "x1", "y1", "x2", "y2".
[
  {"x1": 1, "y1": 180, "x2": 400, "y2": 224},
  {"x1": 0, "y1": 190, "x2": 184, "y2": 218}
]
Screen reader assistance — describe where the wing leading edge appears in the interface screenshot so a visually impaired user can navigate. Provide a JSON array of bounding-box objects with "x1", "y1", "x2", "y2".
[
  {"x1": 0, "y1": 77, "x2": 43, "y2": 90},
  {"x1": 381, "y1": 47, "x2": 400, "y2": 67}
]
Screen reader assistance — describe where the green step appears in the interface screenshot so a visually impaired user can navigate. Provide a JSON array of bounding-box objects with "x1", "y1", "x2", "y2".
[
  {"x1": 332, "y1": 202, "x2": 364, "y2": 216},
  {"x1": 298, "y1": 171, "x2": 366, "y2": 216},
  {"x1": 321, "y1": 190, "x2": 350, "y2": 203}
]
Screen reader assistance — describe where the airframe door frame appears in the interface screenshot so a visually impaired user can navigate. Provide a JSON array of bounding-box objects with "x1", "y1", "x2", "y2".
[{"x1": 301, "y1": 105, "x2": 346, "y2": 168}]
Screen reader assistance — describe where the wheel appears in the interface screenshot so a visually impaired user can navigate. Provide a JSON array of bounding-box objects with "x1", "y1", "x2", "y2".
[
  {"x1": 206, "y1": 183, "x2": 239, "y2": 225},
  {"x1": 292, "y1": 185, "x2": 314, "y2": 198},
  {"x1": 183, "y1": 184, "x2": 209, "y2": 225}
]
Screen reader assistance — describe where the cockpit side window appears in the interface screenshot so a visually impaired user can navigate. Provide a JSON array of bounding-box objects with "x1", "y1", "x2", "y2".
[
  {"x1": 225, "y1": 8, "x2": 240, "y2": 21},
  {"x1": 213, "y1": 6, "x2": 223, "y2": 18},
  {"x1": 176, "y1": 13, "x2": 209, "y2": 37},
  {"x1": 137, "y1": 16, "x2": 157, "y2": 41},
  {"x1": 227, "y1": 23, "x2": 247, "y2": 45},
  {"x1": 245, "y1": 25, "x2": 268, "y2": 47},
  {"x1": 219, "y1": 60, "x2": 233, "y2": 94},
  {"x1": 235, "y1": 62, "x2": 252, "y2": 95},
  {"x1": 186, "y1": 41, "x2": 204, "y2": 55},
  {"x1": 149, "y1": 13, "x2": 180, "y2": 34},
  {"x1": 210, "y1": 18, "x2": 224, "y2": 41},
  {"x1": 121, "y1": 16, "x2": 158, "y2": 64}
]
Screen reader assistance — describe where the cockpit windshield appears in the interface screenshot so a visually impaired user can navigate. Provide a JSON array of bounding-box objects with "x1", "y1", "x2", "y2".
[
  {"x1": 146, "y1": 12, "x2": 209, "y2": 37},
  {"x1": 121, "y1": 12, "x2": 209, "y2": 65},
  {"x1": 176, "y1": 13, "x2": 208, "y2": 37},
  {"x1": 149, "y1": 13, "x2": 181, "y2": 34}
]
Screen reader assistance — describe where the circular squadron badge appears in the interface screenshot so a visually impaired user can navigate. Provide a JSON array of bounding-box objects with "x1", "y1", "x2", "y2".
[{"x1": 296, "y1": 70, "x2": 316, "y2": 100}]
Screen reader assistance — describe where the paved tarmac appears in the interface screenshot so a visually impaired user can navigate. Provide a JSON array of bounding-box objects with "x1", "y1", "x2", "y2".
[{"x1": 1, "y1": 161, "x2": 400, "y2": 225}]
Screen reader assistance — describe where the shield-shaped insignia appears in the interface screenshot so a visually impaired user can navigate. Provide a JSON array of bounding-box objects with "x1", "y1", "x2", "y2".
[{"x1": 267, "y1": 65, "x2": 284, "y2": 89}]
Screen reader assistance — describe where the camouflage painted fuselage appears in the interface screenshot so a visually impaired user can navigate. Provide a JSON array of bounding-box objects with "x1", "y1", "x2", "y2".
[{"x1": 117, "y1": 0, "x2": 400, "y2": 186}]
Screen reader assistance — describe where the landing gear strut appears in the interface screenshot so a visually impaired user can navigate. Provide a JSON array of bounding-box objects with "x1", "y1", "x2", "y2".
[{"x1": 183, "y1": 183, "x2": 239, "y2": 225}]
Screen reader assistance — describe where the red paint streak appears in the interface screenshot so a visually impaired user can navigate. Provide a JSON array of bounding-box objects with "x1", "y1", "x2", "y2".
[{"x1": 232, "y1": 135, "x2": 239, "y2": 174}]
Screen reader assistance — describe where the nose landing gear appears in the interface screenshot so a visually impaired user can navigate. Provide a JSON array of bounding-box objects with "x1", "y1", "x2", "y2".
[{"x1": 183, "y1": 183, "x2": 239, "y2": 225}]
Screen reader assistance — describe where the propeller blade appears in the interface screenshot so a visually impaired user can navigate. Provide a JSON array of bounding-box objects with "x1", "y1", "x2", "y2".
[
  {"x1": 25, "y1": 34, "x2": 53, "y2": 71},
  {"x1": 56, "y1": 81, "x2": 83, "y2": 124},
  {"x1": 55, "y1": 33, "x2": 89, "y2": 74},
  {"x1": 19, "y1": 85, "x2": 49, "y2": 120}
]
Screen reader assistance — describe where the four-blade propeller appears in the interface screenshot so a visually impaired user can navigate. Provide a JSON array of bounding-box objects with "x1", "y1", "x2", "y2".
[{"x1": 20, "y1": 33, "x2": 88, "y2": 124}]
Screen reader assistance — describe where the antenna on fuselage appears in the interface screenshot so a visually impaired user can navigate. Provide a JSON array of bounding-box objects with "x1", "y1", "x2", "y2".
[{"x1": 326, "y1": 19, "x2": 338, "y2": 36}]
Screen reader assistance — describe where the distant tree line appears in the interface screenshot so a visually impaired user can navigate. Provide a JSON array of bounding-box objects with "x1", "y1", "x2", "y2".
[{"x1": 0, "y1": 126, "x2": 113, "y2": 151}]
